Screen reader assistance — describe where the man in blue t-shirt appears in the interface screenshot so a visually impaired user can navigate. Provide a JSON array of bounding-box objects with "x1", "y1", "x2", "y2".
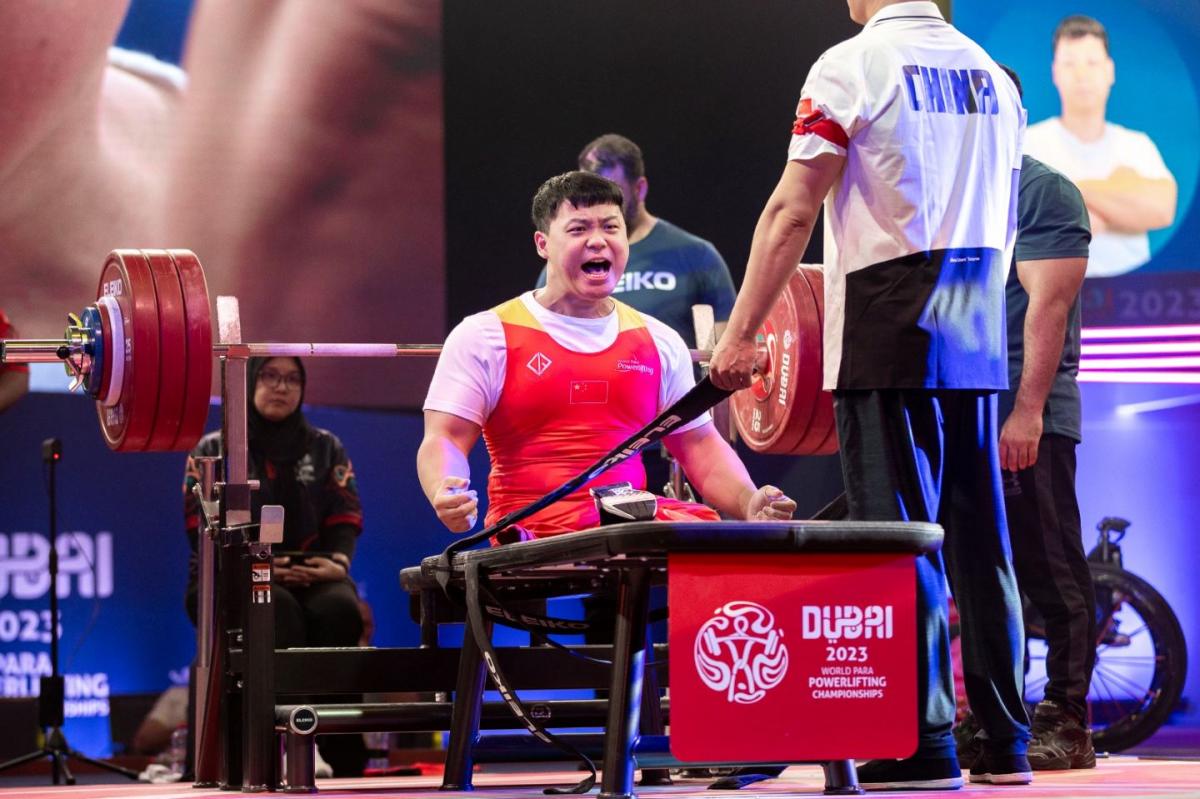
[
  {"x1": 958, "y1": 65, "x2": 1095, "y2": 774},
  {"x1": 536, "y1": 133, "x2": 736, "y2": 349}
]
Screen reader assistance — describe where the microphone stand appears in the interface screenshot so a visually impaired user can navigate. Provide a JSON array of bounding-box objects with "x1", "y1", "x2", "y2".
[{"x1": 0, "y1": 439, "x2": 139, "y2": 784}]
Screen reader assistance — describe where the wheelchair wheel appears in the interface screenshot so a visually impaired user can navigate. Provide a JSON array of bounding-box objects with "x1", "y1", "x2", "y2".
[{"x1": 1024, "y1": 563, "x2": 1187, "y2": 752}]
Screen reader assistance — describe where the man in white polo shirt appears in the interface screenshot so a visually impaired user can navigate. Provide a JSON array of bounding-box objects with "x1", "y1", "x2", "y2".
[{"x1": 712, "y1": 0, "x2": 1030, "y2": 790}]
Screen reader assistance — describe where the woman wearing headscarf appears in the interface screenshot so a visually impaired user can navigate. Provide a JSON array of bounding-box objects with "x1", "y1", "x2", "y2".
[{"x1": 183, "y1": 356, "x2": 366, "y2": 775}]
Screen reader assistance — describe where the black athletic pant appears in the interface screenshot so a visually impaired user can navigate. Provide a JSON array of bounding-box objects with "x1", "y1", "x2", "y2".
[
  {"x1": 273, "y1": 579, "x2": 363, "y2": 648},
  {"x1": 835, "y1": 389, "x2": 1030, "y2": 759},
  {"x1": 1005, "y1": 434, "x2": 1096, "y2": 723},
  {"x1": 275, "y1": 580, "x2": 369, "y2": 777},
  {"x1": 186, "y1": 577, "x2": 368, "y2": 775}
]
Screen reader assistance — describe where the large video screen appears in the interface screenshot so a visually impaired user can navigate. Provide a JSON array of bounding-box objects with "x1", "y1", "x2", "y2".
[
  {"x1": 956, "y1": 0, "x2": 1200, "y2": 329},
  {"x1": 1, "y1": 1, "x2": 444, "y2": 410}
]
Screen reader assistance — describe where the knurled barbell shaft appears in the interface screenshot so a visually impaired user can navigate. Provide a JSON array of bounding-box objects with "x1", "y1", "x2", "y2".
[
  {"x1": 213, "y1": 343, "x2": 441, "y2": 358},
  {"x1": 2, "y1": 339, "x2": 713, "y2": 363},
  {"x1": 213, "y1": 343, "x2": 712, "y2": 362},
  {"x1": 0, "y1": 340, "x2": 73, "y2": 363}
]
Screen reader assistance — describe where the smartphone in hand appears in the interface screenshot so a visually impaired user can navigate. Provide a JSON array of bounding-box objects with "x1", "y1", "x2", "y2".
[{"x1": 274, "y1": 550, "x2": 336, "y2": 566}]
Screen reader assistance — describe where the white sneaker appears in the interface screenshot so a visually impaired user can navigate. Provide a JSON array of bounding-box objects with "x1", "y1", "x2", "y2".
[
  {"x1": 314, "y1": 746, "x2": 334, "y2": 778},
  {"x1": 281, "y1": 744, "x2": 335, "y2": 781},
  {"x1": 138, "y1": 763, "x2": 183, "y2": 784}
]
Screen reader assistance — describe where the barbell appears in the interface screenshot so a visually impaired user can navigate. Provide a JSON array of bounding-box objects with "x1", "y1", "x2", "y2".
[
  {"x1": 0, "y1": 250, "x2": 836, "y2": 456},
  {"x1": 732, "y1": 265, "x2": 837, "y2": 457}
]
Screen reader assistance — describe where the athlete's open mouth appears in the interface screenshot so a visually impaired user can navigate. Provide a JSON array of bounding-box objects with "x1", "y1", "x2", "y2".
[{"x1": 582, "y1": 258, "x2": 611, "y2": 277}]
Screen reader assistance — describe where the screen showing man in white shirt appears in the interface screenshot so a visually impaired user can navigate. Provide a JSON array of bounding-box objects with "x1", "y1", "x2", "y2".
[{"x1": 1024, "y1": 15, "x2": 1177, "y2": 278}]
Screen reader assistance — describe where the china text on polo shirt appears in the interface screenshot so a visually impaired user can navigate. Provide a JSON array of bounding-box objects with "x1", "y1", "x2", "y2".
[{"x1": 787, "y1": 1, "x2": 1025, "y2": 391}]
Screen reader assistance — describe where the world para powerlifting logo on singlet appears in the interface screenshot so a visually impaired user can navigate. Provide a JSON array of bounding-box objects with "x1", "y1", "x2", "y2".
[{"x1": 616, "y1": 357, "x2": 654, "y2": 376}]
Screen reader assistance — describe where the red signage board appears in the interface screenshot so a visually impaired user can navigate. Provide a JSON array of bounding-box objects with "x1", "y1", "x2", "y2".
[{"x1": 668, "y1": 553, "x2": 916, "y2": 762}]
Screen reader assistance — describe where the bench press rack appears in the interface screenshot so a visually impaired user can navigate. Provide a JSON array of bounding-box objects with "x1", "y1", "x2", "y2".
[
  {"x1": 210, "y1": 518, "x2": 937, "y2": 796},
  {"x1": 181, "y1": 288, "x2": 939, "y2": 795},
  {"x1": 2, "y1": 253, "x2": 924, "y2": 794}
]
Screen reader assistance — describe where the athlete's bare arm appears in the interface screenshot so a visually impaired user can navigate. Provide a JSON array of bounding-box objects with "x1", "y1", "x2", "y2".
[
  {"x1": 417, "y1": 410, "x2": 481, "y2": 533},
  {"x1": 665, "y1": 423, "x2": 796, "y2": 520},
  {"x1": 0, "y1": 370, "x2": 29, "y2": 414},
  {"x1": 166, "y1": 0, "x2": 443, "y2": 359},
  {"x1": 0, "y1": 0, "x2": 179, "y2": 337}
]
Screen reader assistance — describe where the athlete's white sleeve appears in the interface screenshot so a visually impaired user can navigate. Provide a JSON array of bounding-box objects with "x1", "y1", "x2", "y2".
[{"x1": 422, "y1": 312, "x2": 506, "y2": 425}]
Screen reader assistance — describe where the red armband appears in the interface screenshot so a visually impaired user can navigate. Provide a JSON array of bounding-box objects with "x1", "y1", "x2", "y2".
[{"x1": 791, "y1": 98, "x2": 848, "y2": 148}]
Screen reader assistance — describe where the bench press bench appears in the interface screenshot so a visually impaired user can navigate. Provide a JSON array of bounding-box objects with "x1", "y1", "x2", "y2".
[{"x1": 398, "y1": 519, "x2": 941, "y2": 798}]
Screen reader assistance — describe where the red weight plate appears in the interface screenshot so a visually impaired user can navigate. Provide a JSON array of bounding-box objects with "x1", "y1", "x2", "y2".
[
  {"x1": 790, "y1": 266, "x2": 839, "y2": 456},
  {"x1": 773, "y1": 267, "x2": 824, "y2": 454},
  {"x1": 95, "y1": 250, "x2": 162, "y2": 451},
  {"x1": 169, "y1": 250, "x2": 213, "y2": 452},
  {"x1": 731, "y1": 270, "x2": 819, "y2": 453},
  {"x1": 806, "y1": 412, "x2": 839, "y2": 456},
  {"x1": 731, "y1": 300, "x2": 790, "y2": 451},
  {"x1": 143, "y1": 250, "x2": 189, "y2": 450}
]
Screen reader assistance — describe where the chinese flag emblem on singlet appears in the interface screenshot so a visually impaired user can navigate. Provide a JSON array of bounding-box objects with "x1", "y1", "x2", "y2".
[{"x1": 569, "y1": 380, "x2": 609, "y2": 404}]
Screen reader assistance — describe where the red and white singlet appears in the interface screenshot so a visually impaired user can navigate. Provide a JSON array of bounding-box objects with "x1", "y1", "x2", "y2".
[{"x1": 483, "y1": 297, "x2": 717, "y2": 537}]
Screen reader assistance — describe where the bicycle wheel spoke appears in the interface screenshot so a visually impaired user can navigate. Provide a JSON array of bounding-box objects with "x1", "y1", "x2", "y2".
[
  {"x1": 1119, "y1": 623, "x2": 1149, "y2": 640},
  {"x1": 1095, "y1": 666, "x2": 1155, "y2": 700},
  {"x1": 1090, "y1": 669, "x2": 1119, "y2": 705},
  {"x1": 1092, "y1": 655, "x2": 1160, "y2": 666},
  {"x1": 1089, "y1": 669, "x2": 1129, "y2": 722}
]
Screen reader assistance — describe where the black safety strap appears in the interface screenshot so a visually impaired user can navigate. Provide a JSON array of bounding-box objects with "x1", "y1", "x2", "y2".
[
  {"x1": 811, "y1": 492, "x2": 849, "y2": 521},
  {"x1": 476, "y1": 577, "x2": 678, "y2": 670},
  {"x1": 465, "y1": 561, "x2": 597, "y2": 794},
  {"x1": 474, "y1": 579, "x2": 611, "y2": 666}
]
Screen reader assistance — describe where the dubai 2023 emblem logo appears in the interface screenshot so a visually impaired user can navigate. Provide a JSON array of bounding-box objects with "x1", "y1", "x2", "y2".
[{"x1": 694, "y1": 601, "x2": 788, "y2": 704}]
